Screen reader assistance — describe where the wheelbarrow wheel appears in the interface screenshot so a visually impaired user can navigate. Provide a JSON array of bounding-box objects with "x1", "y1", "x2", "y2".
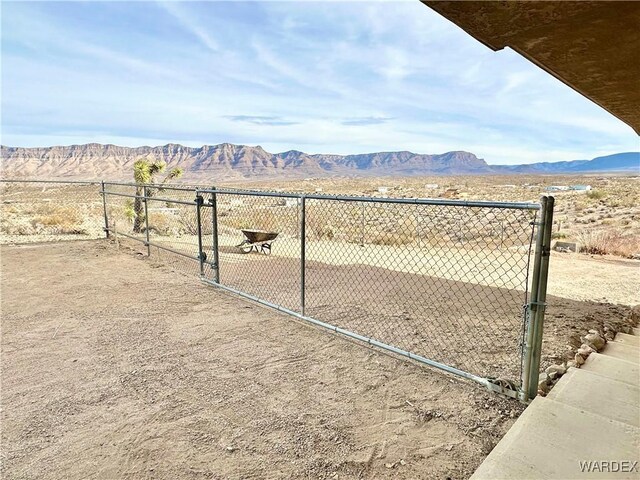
[
  {"x1": 261, "y1": 243, "x2": 272, "y2": 255},
  {"x1": 238, "y1": 241, "x2": 253, "y2": 254}
]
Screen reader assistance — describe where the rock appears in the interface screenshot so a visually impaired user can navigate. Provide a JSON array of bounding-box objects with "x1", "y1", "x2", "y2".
[
  {"x1": 566, "y1": 360, "x2": 578, "y2": 369},
  {"x1": 545, "y1": 363, "x2": 567, "y2": 380},
  {"x1": 538, "y1": 373, "x2": 550, "y2": 393},
  {"x1": 577, "y1": 344, "x2": 595, "y2": 357},
  {"x1": 554, "y1": 241, "x2": 578, "y2": 253},
  {"x1": 620, "y1": 325, "x2": 633, "y2": 334},
  {"x1": 631, "y1": 305, "x2": 640, "y2": 322},
  {"x1": 604, "y1": 331, "x2": 615, "y2": 341},
  {"x1": 575, "y1": 353, "x2": 586, "y2": 365},
  {"x1": 584, "y1": 333, "x2": 606, "y2": 351}
]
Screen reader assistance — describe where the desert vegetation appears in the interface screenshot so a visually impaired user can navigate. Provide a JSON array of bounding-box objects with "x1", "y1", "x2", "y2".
[
  {"x1": 0, "y1": 182, "x2": 104, "y2": 241},
  {"x1": 1, "y1": 174, "x2": 638, "y2": 259},
  {"x1": 220, "y1": 173, "x2": 640, "y2": 258},
  {"x1": 131, "y1": 159, "x2": 183, "y2": 233}
]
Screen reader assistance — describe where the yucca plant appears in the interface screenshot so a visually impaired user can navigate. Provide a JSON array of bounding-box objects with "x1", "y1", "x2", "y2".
[{"x1": 132, "y1": 159, "x2": 183, "y2": 233}]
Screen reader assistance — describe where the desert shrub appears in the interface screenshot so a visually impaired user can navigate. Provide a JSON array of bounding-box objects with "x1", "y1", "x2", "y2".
[
  {"x1": 175, "y1": 209, "x2": 213, "y2": 235},
  {"x1": 147, "y1": 212, "x2": 179, "y2": 236},
  {"x1": 371, "y1": 232, "x2": 415, "y2": 246},
  {"x1": 31, "y1": 207, "x2": 86, "y2": 234},
  {"x1": 314, "y1": 223, "x2": 336, "y2": 240},
  {"x1": 552, "y1": 232, "x2": 567, "y2": 240},
  {"x1": 123, "y1": 200, "x2": 136, "y2": 223},
  {"x1": 221, "y1": 207, "x2": 294, "y2": 236},
  {"x1": 575, "y1": 229, "x2": 640, "y2": 258},
  {"x1": 1, "y1": 215, "x2": 37, "y2": 235},
  {"x1": 586, "y1": 190, "x2": 606, "y2": 200}
]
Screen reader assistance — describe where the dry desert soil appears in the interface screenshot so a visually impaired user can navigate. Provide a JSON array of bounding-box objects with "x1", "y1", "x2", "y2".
[{"x1": 1, "y1": 239, "x2": 637, "y2": 479}]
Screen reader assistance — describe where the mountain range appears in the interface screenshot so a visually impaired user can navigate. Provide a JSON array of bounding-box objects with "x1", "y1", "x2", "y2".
[{"x1": 0, "y1": 143, "x2": 637, "y2": 180}]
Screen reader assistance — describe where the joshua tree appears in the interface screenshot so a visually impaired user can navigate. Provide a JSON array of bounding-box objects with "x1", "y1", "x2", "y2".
[{"x1": 132, "y1": 159, "x2": 183, "y2": 233}]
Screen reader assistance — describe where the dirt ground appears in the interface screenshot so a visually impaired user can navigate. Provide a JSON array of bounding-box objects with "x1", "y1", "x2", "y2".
[
  {"x1": 2, "y1": 240, "x2": 527, "y2": 480},
  {"x1": 1, "y1": 240, "x2": 636, "y2": 480}
]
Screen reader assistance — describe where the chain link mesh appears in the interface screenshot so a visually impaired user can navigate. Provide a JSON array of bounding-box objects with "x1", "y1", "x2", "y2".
[
  {"x1": 304, "y1": 198, "x2": 536, "y2": 380},
  {"x1": 0, "y1": 180, "x2": 104, "y2": 244},
  {"x1": 202, "y1": 189, "x2": 538, "y2": 382},
  {"x1": 214, "y1": 192, "x2": 302, "y2": 311}
]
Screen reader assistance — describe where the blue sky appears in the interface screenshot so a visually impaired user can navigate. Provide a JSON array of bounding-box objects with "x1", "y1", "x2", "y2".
[{"x1": 2, "y1": 1, "x2": 638, "y2": 164}]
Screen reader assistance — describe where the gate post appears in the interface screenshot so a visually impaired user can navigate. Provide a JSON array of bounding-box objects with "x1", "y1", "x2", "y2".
[
  {"x1": 143, "y1": 185, "x2": 150, "y2": 257},
  {"x1": 527, "y1": 196, "x2": 554, "y2": 400},
  {"x1": 522, "y1": 196, "x2": 554, "y2": 401},
  {"x1": 300, "y1": 195, "x2": 306, "y2": 316},
  {"x1": 210, "y1": 187, "x2": 220, "y2": 284},
  {"x1": 101, "y1": 181, "x2": 110, "y2": 238}
]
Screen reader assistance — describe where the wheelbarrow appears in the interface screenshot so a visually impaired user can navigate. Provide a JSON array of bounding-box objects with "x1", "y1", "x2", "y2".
[{"x1": 237, "y1": 229, "x2": 279, "y2": 255}]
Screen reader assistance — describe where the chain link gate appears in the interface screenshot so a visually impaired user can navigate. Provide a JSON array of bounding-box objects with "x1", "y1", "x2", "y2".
[
  {"x1": 1, "y1": 179, "x2": 552, "y2": 401},
  {"x1": 197, "y1": 188, "x2": 554, "y2": 402}
]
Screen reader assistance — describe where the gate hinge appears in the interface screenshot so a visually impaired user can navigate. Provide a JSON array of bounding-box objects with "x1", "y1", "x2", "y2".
[
  {"x1": 527, "y1": 301, "x2": 547, "y2": 310},
  {"x1": 486, "y1": 377, "x2": 521, "y2": 400}
]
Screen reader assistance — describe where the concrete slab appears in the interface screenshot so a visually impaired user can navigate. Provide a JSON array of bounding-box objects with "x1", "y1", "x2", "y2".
[
  {"x1": 603, "y1": 341, "x2": 640, "y2": 363},
  {"x1": 615, "y1": 332, "x2": 640, "y2": 347},
  {"x1": 547, "y1": 368, "x2": 640, "y2": 427},
  {"x1": 581, "y1": 353, "x2": 640, "y2": 387},
  {"x1": 470, "y1": 397, "x2": 640, "y2": 479}
]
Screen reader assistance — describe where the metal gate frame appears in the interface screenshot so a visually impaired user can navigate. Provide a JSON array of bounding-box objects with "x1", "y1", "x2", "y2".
[{"x1": 193, "y1": 187, "x2": 554, "y2": 403}]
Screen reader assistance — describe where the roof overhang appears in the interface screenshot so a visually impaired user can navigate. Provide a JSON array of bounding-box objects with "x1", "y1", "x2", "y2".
[{"x1": 421, "y1": 1, "x2": 640, "y2": 135}]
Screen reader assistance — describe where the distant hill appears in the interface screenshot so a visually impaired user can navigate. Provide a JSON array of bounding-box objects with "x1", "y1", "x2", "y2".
[
  {"x1": 0, "y1": 143, "x2": 637, "y2": 180},
  {"x1": 495, "y1": 152, "x2": 639, "y2": 174}
]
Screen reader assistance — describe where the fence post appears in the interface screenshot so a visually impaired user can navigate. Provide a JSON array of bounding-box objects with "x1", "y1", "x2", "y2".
[
  {"x1": 143, "y1": 185, "x2": 151, "y2": 257},
  {"x1": 522, "y1": 196, "x2": 555, "y2": 401},
  {"x1": 210, "y1": 187, "x2": 220, "y2": 283},
  {"x1": 195, "y1": 190, "x2": 205, "y2": 277},
  {"x1": 101, "y1": 181, "x2": 109, "y2": 238},
  {"x1": 300, "y1": 195, "x2": 306, "y2": 316},
  {"x1": 526, "y1": 196, "x2": 554, "y2": 400},
  {"x1": 521, "y1": 198, "x2": 545, "y2": 400}
]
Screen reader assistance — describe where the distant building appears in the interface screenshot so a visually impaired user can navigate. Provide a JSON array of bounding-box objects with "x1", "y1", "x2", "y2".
[
  {"x1": 545, "y1": 185, "x2": 570, "y2": 191},
  {"x1": 571, "y1": 185, "x2": 592, "y2": 191},
  {"x1": 148, "y1": 207, "x2": 180, "y2": 214},
  {"x1": 425, "y1": 183, "x2": 439, "y2": 189},
  {"x1": 377, "y1": 187, "x2": 389, "y2": 194}
]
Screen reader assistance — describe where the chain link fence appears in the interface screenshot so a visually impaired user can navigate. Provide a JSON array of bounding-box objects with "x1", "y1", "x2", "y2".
[
  {"x1": 1, "y1": 179, "x2": 553, "y2": 401},
  {"x1": 0, "y1": 180, "x2": 105, "y2": 244},
  {"x1": 303, "y1": 198, "x2": 536, "y2": 382},
  {"x1": 102, "y1": 181, "x2": 214, "y2": 276},
  {"x1": 201, "y1": 189, "x2": 548, "y2": 399}
]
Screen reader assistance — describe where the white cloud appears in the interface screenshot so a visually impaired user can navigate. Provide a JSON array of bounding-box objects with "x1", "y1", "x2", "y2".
[
  {"x1": 1, "y1": 1, "x2": 637, "y2": 165},
  {"x1": 157, "y1": 1, "x2": 219, "y2": 52}
]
